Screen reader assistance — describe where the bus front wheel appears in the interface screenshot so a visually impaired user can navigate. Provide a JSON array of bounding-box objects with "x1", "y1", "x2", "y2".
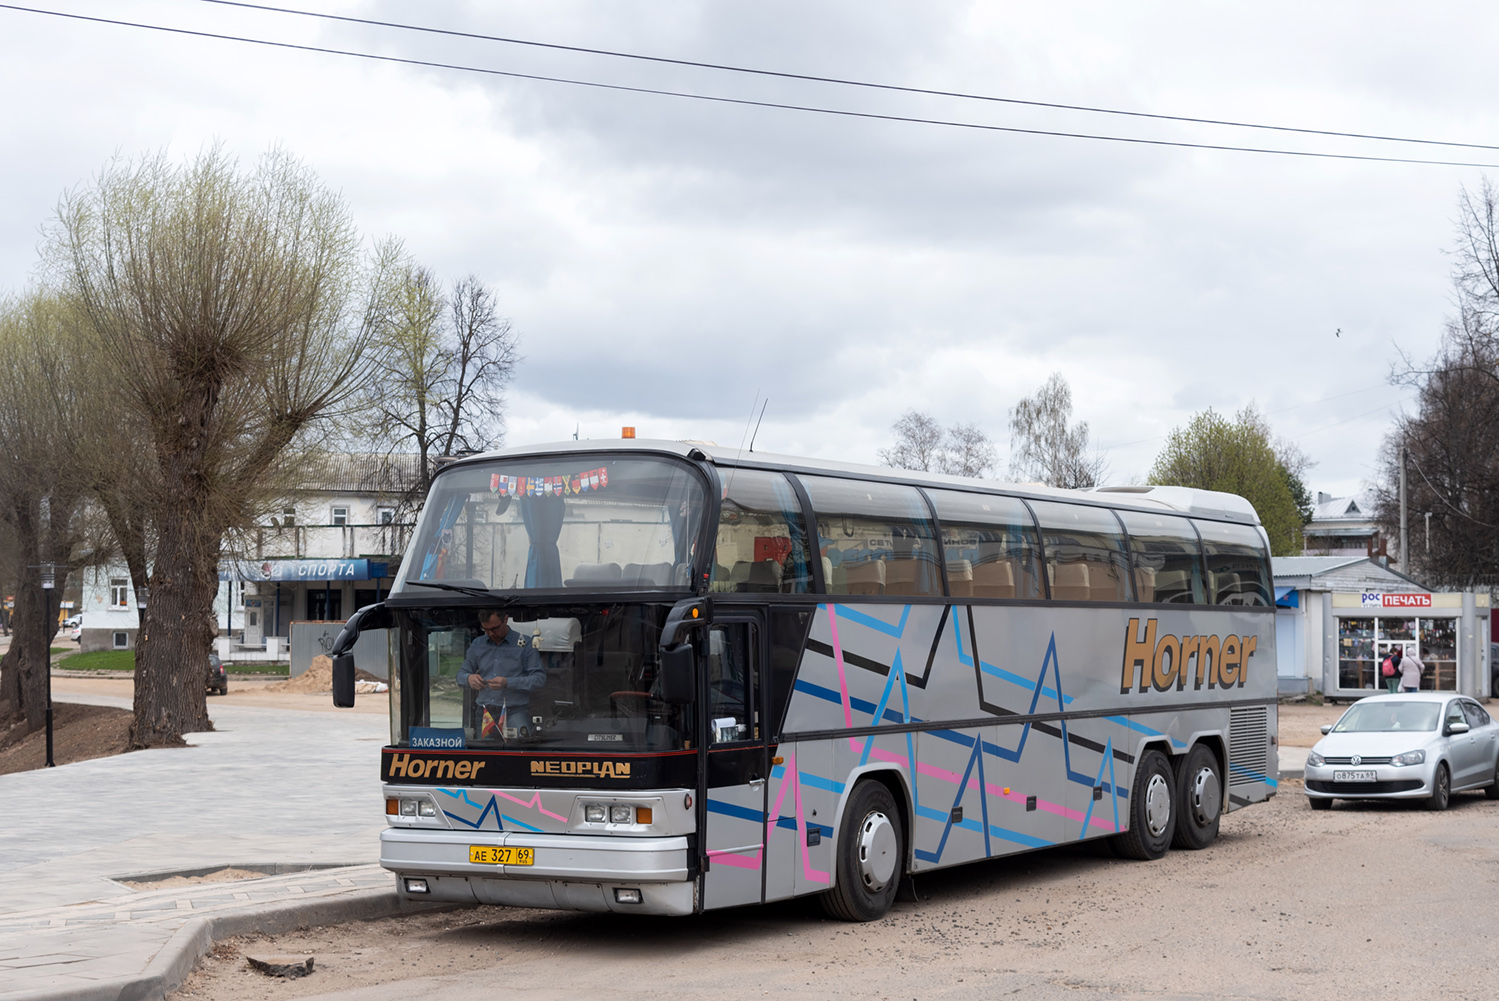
[
  {"x1": 820, "y1": 780, "x2": 903, "y2": 922},
  {"x1": 1111, "y1": 749, "x2": 1175, "y2": 861}
]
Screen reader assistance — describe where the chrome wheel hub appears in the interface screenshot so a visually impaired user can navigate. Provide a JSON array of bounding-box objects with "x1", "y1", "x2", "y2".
[
  {"x1": 1190, "y1": 767, "x2": 1221, "y2": 826},
  {"x1": 856, "y1": 811, "x2": 898, "y2": 892},
  {"x1": 1145, "y1": 772, "x2": 1172, "y2": 837}
]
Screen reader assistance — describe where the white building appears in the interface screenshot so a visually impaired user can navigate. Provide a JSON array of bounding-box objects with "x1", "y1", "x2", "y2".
[
  {"x1": 76, "y1": 454, "x2": 418, "y2": 658},
  {"x1": 1302, "y1": 491, "x2": 1389, "y2": 564}
]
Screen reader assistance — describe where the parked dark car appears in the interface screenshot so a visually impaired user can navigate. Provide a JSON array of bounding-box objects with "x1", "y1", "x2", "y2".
[{"x1": 207, "y1": 654, "x2": 228, "y2": 696}]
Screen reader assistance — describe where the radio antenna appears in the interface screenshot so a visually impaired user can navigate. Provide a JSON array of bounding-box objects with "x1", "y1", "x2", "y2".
[{"x1": 748, "y1": 399, "x2": 768, "y2": 452}]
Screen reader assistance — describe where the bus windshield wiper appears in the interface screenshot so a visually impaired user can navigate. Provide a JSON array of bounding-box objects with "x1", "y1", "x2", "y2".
[{"x1": 405, "y1": 580, "x2": 500, "y2": 600}]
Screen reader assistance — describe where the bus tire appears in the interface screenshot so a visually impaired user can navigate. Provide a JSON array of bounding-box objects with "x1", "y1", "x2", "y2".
[
  {"x1": 819, "y1": 780, "x2": 903, "y2": 922},
  {"x1": 1110, "y1": 749, "x2": 1175, "y2": 861},
  {"x1": 1170, "y1": 744, "x2": 1222, "y2": 850}
]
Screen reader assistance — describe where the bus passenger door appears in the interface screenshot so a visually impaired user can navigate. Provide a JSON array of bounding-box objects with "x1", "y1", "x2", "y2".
[{"x1": 701, "y1": 616, "x2": 768, "y2": 910}]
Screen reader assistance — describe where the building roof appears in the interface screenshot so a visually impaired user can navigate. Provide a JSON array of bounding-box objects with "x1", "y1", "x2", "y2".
[
  {"x1": 1309, "y1": 490, "x2": 1376, "y2": 526},
  {"x1": 1272, "y1": 555, "x2": 1427, "y2": 591},
  {"x1": 298, "y1": 453, "x2": 422, "y2": 494}
]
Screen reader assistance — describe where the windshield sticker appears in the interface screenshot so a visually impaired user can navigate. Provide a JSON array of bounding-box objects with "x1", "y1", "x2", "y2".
[{"x1": 410, "y1": 727, "x2": 466, "y2": 750}]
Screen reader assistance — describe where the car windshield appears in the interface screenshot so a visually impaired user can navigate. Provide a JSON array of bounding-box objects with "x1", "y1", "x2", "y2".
[
  {"x1": 396, "y1": 455, "x2": 706, "y2": 592},
  {"x1": 1332, "y1": 701, "x2": 1440, "y2": 733}
]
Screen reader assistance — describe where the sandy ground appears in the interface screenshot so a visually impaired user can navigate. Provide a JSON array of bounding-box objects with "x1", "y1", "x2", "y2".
[
  {"x1": 170, "y1": 781, "x2": 1499, "y2": 1001},
  {"x1": 49, "y1": 675, "x2": 390, "y2": 714}
]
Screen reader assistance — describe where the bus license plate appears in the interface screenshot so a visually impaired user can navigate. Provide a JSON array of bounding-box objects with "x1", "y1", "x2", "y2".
[
  {"x1": 469, "y1": 846, "x2": 535, "y2": 866},
  {"x1": 1333, "y1": 770, "x2": 1377, "y2": 783}
]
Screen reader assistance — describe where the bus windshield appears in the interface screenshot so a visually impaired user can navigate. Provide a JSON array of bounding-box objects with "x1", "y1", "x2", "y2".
[{"x1": 397, "y1": 455, "x2": 706, "y2": 592}]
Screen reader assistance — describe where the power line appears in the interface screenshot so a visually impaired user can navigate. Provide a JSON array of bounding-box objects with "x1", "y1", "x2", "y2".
[
  {"x1": 5, "y1": 3, "x2": 1499, "y2": 169},
  {"x1": 197, "y1": 0, "x2": 1499, "y2": 155}
]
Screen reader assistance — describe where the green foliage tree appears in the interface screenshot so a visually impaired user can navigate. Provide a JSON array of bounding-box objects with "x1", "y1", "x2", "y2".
[{"x1": 1148, "y1": 405, "x2": 1305, "y2": 555}]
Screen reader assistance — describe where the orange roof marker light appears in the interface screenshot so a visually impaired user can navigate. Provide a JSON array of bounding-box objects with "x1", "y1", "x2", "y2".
[{"x1": 621, "y1": 426, "x2": 636, "y2": 439}]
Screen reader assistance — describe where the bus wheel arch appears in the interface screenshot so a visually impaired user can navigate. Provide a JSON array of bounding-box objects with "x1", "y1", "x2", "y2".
[
  {"x1": 1171, "y1": 741, "x2": 1224, "y2": 850},
  {"x1": 819, "y1": 776, "x2": 905, "y2": 921}
]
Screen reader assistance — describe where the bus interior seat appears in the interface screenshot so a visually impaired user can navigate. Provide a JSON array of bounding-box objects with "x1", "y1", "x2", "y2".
[
  {"x1": 731, "y1": 559, "x2": 782, "y2": 593},
  {"x1": 884, "y1": 558, "x2": 920, "y2": 595},
  {"x1": 1153, "y1": 569, "x2": 1190, "y2": 602},
  {"x1": 1134, "y1": 565, "x2": 1157, "y2": 602},
  {"x1": 623, "y1": 562, "x2": 673, "y2": 586},
  {"x1": 946, "y1": 558, "x2": 973, "y2": 597},
  {"x1": 1052, "y1": 562, "x2": 1091, "y2": 601},
  {"x1": 1212, "y1": 572, "x2": 1241, "y2": 602},
  {"x1": 566, "y1": 562, "x2": 622, "y2": 586},
  {"x1": 1090, "y1": 564, "x2": 1125, "y2": 601},
  {"x1": 844, "y1": 560, "x2": 886, "y2": 595},
  {"x1": 972, "y1": 560, "x2": 1015, "y2": 599}
]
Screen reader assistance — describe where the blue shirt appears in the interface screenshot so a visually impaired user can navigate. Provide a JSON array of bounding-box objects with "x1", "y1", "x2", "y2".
[{"x1": 457, "y1": 629, "x2": 547, "y2": 712}]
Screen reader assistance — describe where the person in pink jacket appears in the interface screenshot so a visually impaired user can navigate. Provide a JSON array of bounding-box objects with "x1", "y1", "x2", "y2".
[{"x1": 1399, "y1": 644, "x2": 1426, "y2": 692}]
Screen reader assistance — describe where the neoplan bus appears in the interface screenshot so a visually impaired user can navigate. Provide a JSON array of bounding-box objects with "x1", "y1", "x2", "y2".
[{"x1": 329, "y1": 439, "x2": 1277, "y2": 921}]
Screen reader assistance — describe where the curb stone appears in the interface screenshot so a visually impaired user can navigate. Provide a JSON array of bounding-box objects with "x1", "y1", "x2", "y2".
[{"x1": 3, "y1": 888, "x2": 457, "y2": 1001}]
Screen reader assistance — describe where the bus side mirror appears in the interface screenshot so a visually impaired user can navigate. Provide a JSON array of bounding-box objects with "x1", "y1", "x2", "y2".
[
  {"x1": 659, "y1": 643, "x2": 696, "y2": 705},
  {"x1": 332, "y1": 654, "x2": 357, "y2": 708}
]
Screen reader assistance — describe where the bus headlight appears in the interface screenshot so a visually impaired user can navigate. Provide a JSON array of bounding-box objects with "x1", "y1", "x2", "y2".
[
  {"x1": 585, "y1": 804, "x2": 607, "y2": 823},
  {"x1": 610, "y1": 805, "x2": 633, "y2": 824}
]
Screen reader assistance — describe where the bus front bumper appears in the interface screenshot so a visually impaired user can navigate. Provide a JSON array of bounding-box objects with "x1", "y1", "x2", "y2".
[{"x1": 380, "y1": 828, "x2": 696, "y2": 916}]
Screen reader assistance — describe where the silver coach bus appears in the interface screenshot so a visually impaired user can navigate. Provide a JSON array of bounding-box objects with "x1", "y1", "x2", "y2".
[{"x1": 330, "y1": 440, "x2": 1277, "y2": 921}]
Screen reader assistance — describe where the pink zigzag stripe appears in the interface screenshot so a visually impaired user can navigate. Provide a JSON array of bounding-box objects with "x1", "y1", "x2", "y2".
[
  {"x1": 706, "y1": 848, "x2": 762, "y2": 870},
  {"x1": 486, "y1": 789, "x2": 569, "y2": 823},
  {"x1": 908, "y1": 761, "x2": 1113, "y2": 830},
  {"x1": 769, "y1": 751, "x2": 831, "y2": 885},
  {"x1": 825, "y1": 606, "x2": 856, "y2": 746}
]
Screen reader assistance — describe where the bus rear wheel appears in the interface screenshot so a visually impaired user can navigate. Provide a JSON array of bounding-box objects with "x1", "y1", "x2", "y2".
[
  {"x1": 1170, "y1": 744, "x2": 1222, "y2": 850},
  {"x1": 820, "y1": 780, "x2": 903, "y2": 922},
  {"x1": 1111, "y1": 749, "x2": 1175, "y2": 861}
]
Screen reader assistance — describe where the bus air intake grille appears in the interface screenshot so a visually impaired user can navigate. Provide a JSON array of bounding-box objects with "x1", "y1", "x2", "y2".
[{"x1": 1228, "y1": 706, "x2": 1270, "y2": 787}]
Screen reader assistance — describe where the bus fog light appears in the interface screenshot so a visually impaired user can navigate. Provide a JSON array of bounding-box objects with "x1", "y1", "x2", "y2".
[
  {"x1": 585, "y1": 804, "x2": 606, "y2": 823},
  {"x1": 614, "y1": 888, "x2": 642, "y2": 904},
  {"x1": 404, "y1": 878, "x2": 430, "y2": 894},
  {"x1": 418, "y1": 801, "x2": 438, "y2": 817},
  {"x1": 400, "y1": 799, "x2": 418, "y2": 816},
  {"x1": 610, "y1": 805, "x2": 632, "y2": 824}
]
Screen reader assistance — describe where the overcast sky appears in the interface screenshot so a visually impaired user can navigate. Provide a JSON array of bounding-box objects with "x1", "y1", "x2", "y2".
[{"x1": 3, "y1": 1, "x2": 1493, "y2": 498}]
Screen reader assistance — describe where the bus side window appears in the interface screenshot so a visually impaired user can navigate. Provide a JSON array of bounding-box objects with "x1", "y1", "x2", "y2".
[
  {"x1": 926, "y1": 490, "x2": 1042, "y2": 599},
  {"x1": 708, "y1": 623, "x2": 758, "y2": 743},
  {"x1": 1193, "y1": 520, "x2": 1273, "y2": 605},
  {"x1": 1028, "y1": 500, "x2": 1133, "y2": 603},
  {"x1": 1117, "y1": 510, "x2": 1205, "y2": 604},
  {"x1": 710, "y1": 470, "x2": 812, "y2": 594},
  {"x1": 800, "y1": 476, "x2": 941, "y2": 597}
]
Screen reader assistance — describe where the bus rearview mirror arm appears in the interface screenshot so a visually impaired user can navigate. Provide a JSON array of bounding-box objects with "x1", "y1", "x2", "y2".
[
  {"x1": 331, "y1": 602, "x2": 395, "y2": 709},
  {"x1": 658, "y1": 597, "x2": 712, "y2": 705}
]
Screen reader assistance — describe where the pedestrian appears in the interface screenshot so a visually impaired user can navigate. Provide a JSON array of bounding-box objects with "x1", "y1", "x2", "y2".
[
  {"x1": 1381, "y1": 648, "x2": 1402, "y2": 694},
  {"x1": 1399, "y1": 643, "x2": 1425, "y2": 693}
]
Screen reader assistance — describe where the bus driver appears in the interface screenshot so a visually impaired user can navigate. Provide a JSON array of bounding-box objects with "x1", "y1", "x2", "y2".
[{"x1": 458, "y1": 610, "x2": 547, "y2": 736}]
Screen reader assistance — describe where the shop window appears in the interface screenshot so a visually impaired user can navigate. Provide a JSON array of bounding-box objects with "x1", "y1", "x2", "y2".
[
  {"x1": 1118, "y1": 510, "x2": 1205, "y2": 604},
  {"x1": 1338, "y1": 618, "x2": 1375, "y2": 690},
  {"x1": 1028, "y1": 500, "x2": 1131, "y2": 602},
  {"x1": 1418, "y1": 618, "x2": 1458, "y2": 691},
  {"x1": 331, "y1": 506, "x2": 349, "y2": 526},
  {"x1": 801, "y1": 476, "x2": 941, "y2": 596},
  {"x1": 1194, "y1": 521, "x2": 1272, "y2": 605},
  {"x1": 927, "y1": 490, "x2": 1041, "y2": 599},
  {"x1": 109, "y1": 578, "x2": 129, "y2": 608},
  {"x1": 710, "y1": 469, "x2": 812, "y2": 594}
]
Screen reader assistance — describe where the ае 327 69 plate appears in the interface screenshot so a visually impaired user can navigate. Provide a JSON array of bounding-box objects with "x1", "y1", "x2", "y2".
[{"x1": 469, "y1": 846, "x2": 535, "y2": 865}]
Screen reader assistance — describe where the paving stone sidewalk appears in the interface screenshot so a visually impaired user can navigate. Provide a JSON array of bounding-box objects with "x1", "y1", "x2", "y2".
[{"x1": 0, "y1": 689, "x2": 422, "y2": 1000}]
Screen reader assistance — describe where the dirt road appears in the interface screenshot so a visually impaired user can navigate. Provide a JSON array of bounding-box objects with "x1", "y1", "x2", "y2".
[{"x1": 172, "y1": 774, "x2": 1499, "y2": 1000}]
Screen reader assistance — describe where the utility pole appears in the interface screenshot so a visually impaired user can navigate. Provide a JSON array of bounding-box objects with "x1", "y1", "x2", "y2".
[{"x1": 1399, "y1": 445, "x2": 1409, "y2": 571}]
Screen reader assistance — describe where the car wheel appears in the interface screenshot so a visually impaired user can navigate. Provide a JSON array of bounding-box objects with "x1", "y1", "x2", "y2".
[
  {"x1": 819, "y1": 780, "x2": 903, "y2": 922},
  {"x1": 1426, "y1": 763, "x2": 1451, "y2": 812},
  {"x1": 1111, "y1": 748, "x2": 1175, "y2": 860},
  {"x1": 1308, "y1": 796, "x2": 1332, "y2": 811},
  {"x1": 1171, "y1": 744, "x2": 1223, "y2": 850},
  {"x1": 1486, "y1": 758, "x2": 1499, "y2": 800}
]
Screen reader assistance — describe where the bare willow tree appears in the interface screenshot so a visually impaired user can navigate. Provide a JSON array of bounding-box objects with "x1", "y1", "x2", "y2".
[
  {"x1": 0, "y1": 294, "x2": 88, "y2": 740},
  {"x1": 1008, "y1": 373, "x2": 1106, "y2": 488},
  {"x1": 879, "y1": 411, "x2": 997, "y2": 478},
  {"x1": 49, "y1": 146, "x2": 399, "y2": 748},
  {"x1": 358, "y1": 265, "x2": 520, "y2": 512}
]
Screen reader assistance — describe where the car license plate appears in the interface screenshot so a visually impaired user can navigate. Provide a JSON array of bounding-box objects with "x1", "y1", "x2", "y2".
[
  {"x1": 1333, "y1": 770, "x2": 1377, "y2": 783},
  {"x1": 469, "y1": 846, "x2": 535, "y2": 866}
]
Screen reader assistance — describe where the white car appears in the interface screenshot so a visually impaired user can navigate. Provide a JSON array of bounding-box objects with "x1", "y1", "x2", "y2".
[
  {"x1": 1304, "y1": 693, "x2": 1499, "y2": 811},
  {"x1": 62, "y1": 614, "x2": 82, "y2": 629}
]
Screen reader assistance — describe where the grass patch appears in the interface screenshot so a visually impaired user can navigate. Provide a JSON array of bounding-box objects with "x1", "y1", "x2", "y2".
[
  {"x1": 49, "y1": 646, "x2": 69, "y2": 654},
  {"x1": 226, "y1": 664, "x2": 289, "y2": 676},
  {"x1": 58, "y1": 650, "x2": 136, "y2": 671}
]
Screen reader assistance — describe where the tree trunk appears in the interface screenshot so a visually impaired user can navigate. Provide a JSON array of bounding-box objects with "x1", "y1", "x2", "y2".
[{"x1": 0, "y1": 504, "x2": 65, "y2": 737}]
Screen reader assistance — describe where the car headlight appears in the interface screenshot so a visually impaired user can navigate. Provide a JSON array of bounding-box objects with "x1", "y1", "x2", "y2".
[
  {"x1": 1391, "y1": 749, "x2": 1426, "y2": 767},
  {"x1": 1306, "y1": 750, "x2": 1325, "y2": 767}
]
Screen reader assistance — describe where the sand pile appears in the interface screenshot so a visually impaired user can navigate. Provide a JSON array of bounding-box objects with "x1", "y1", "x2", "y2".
[{"x1": 264, "y1": 655, "x2": 383, "y2": 694}]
